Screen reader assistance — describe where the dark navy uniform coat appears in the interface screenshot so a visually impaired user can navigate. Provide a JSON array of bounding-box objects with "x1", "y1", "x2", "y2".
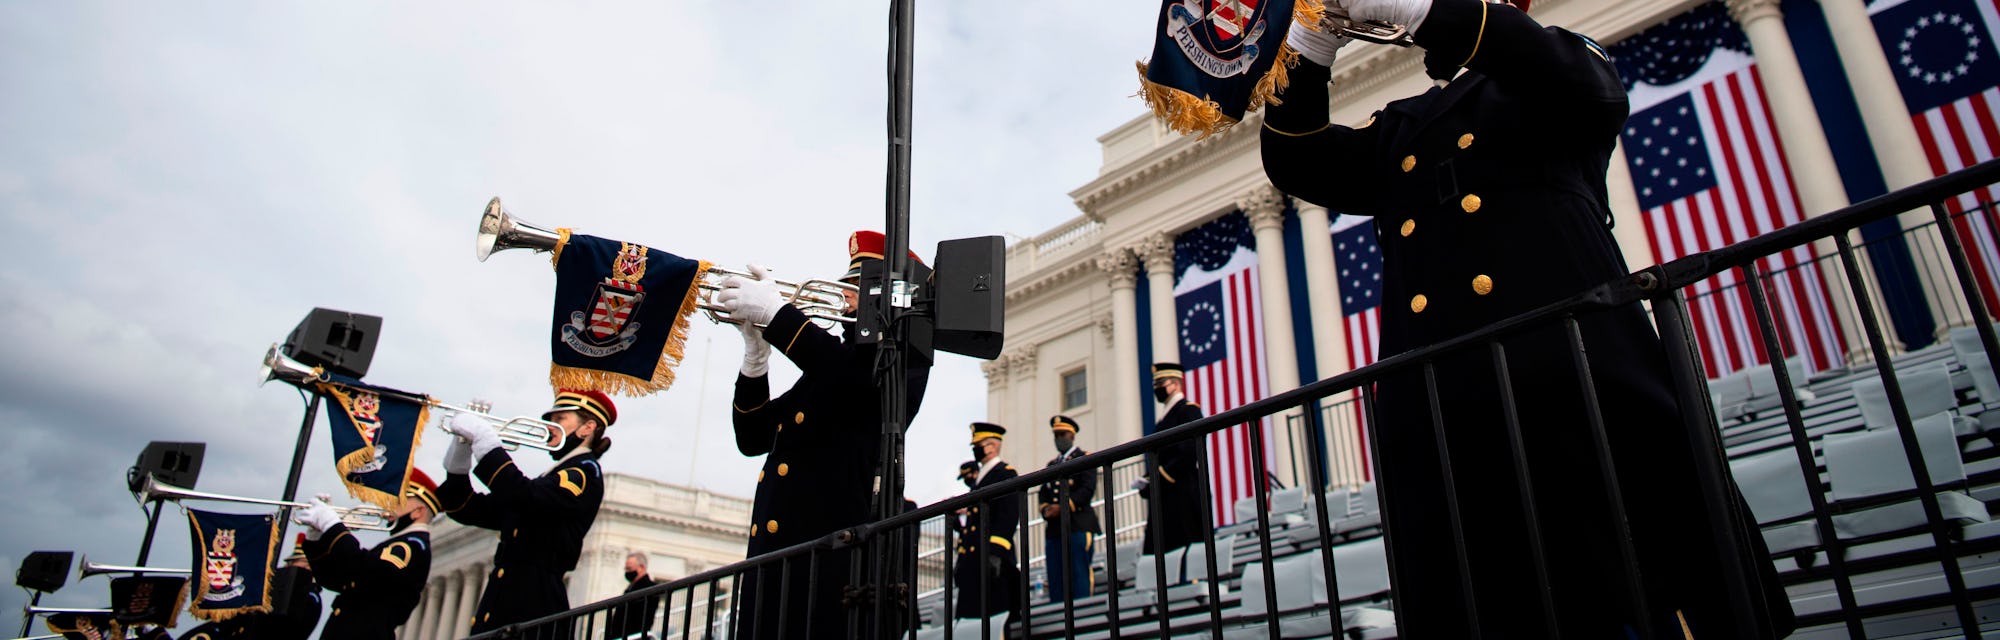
[
  {"x1": 439, "y1": 447, "x2": 604, "y2": 635},
  {"x1": 305, "y1": 522, "x2": 429, "y2": 640},
  {"x1": 732, "y1": 305, "x2": 930, "y2": 639},
  {"x1": 1142, "y1": 399, "x2": 1208, "y2": 555},
  {"x1": 1261, "y1": 0, "x2": 1793, "y2": 636},
  {"x1": 952, "y1": 461, "x2": 1022, "y2": 619},
  {"x1": 1037, "y1": 447, "x2": 1102, "y2": 536}
]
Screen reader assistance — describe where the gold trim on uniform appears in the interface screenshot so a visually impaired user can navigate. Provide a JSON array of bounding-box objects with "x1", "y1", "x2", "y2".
[
  {"x1": 1262, "y1": 121, "x2": 1331, "y2": 137},
  {"x1": 1472, "y1": 275, "x2": 1494, "y2": 296},
  {"x1": 1462, "y1": 1, "x2": 1490, "y2": 67},
  {"x1": 1151, "y1": 369, "x2": 1184, "y2": 381},
  {"x1": 1399, "y1": 219, "x2": 1416, "y2": 237},
  {"x1": 558, "y1": 467, "x2": 588, "y2": 497},
  {"x1": 971, "y1": 431, "x2": 1004, "y2": 443},
  {"x1": 380, "y1": 542, "x2": 413, "y2": 570},
  {"x1": 989, "y1": 536, "x2": 1013, "y2": 550},
  {"x1": 1461, "y1": 194, "x2": 1482, "y2": 213},
  {"x1": 1411, "y1": 294, "x2": 1429, "y2": 313}
]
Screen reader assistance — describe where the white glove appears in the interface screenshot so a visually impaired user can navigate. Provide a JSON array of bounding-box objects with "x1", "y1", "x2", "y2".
[
  {"x1": 297, "y1": 495, "x2": 341, "y2": 540},
  {"x1": 445, "y1": 436, "x2": 474, "y2": 475},
  {"x1": 737, "y1": 265, "x2": 774, "y2": 377},
  {"x1": 446, "y1": 412, "x2": 504, "y2": 462},
  {"x1": 716, "y1": 270, "x2": 783, "y2": 328},
  {"x1": 1287, "y1": 18, "x2": 1354, "y2": 66},
  {"x1": 1344, "y1": 0, "x2": 1432, "y2": 37},
  {"x1": 1130, "y1": 477, "x2": 1150, "y2": 492}
]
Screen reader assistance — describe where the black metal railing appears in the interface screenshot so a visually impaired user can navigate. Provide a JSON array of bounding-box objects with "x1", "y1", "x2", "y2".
[{"x1": 466, "y1": 159, "x2": 2000, "y2": 639}]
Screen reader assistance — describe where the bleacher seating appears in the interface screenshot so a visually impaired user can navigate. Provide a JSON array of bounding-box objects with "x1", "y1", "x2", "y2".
[{"x1": 906, "y1": 334, "x2": 2000, "y2": 639}]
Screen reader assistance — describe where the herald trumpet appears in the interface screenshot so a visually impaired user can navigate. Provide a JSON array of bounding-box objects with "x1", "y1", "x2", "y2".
[
  {"x1": 135, "y1": 476, "x2": 397, "y2": 532},
  {"x1": 475, "y1": 197, "x2": 859, "y2": 325},
  {"x1": 1320, "y1": 6, "x2": 1413, "y2": 46},
  {"x1": 258, "y1": 346, "x2": 561, "y2": 451},
  {"x1": 433, "y1": 399, "x2": 564, "y2": 452},
  {"x1": 76, "y1": 555, "x2": 190, "y2": 580}
]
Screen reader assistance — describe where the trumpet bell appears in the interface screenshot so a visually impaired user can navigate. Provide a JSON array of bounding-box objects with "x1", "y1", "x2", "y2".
[
  {"x1": 1322, "y1": 8, "x2": 1413, "y2": 46},
  {"x1": 477, "y1": 197, "x2": 564, "y2": 262},
  {"x1": 260, "y1": 343, "x2": 325, "y2": 388}
]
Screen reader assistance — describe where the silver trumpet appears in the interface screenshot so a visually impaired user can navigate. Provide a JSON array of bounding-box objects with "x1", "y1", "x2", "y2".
[
  {"x1": 1321, "y1": 6, "x2": 1413, "y2": 46},
  {"x1": 475, "y1": 197, "x2": 859, "y2": 325},
  {"x1": 76, "y1": 555, "x2": 190, "y2": 580},
  {"x1": 135, "y1": 476, "x2": 397, "y2": 532},
  {"x1": 259, "y1": 345, "x2": 561, "y2": 451}
]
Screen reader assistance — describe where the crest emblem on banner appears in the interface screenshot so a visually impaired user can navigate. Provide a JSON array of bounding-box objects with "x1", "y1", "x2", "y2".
[
  {"x1": 566, "y1": 242, "x2": 650, "y2": 355},
  {"x1": 203, "y1": 529, "x2": 241, "y2": 599},
  {"x1": 346, "y1": 390, "x2": 390, "y2": 475},
  {"x1": 1138, "y1": 0, "x2": 1318, "y2": 135}
]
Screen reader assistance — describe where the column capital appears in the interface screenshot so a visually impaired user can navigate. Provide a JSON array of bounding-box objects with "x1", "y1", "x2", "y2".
[
  {"x1": 1095, "y1": 249, "x2": 1138, "y2": 288},
  {"x1": 1010, "y1": 344, "x2": 1039, "y2": 377},
  {"x1": 1726, "y1": 0, "x2": 1781, "y2": 24},
  {"x1": 1239, "y1": 183, "x2": 1288, "y2": 231},
  {"x1": 1097, "y1": 313, "x2": 1116, "y2": 344},
  {"x1": 981, "y1": 359, "x2": 1009, "y2": 389},
  {"x1": 1290, "y1": 196, "x2": 1329, "y2": 217},
  {"x1": 1135, "y1": 233, "x2": 1177, "y2": 275}
]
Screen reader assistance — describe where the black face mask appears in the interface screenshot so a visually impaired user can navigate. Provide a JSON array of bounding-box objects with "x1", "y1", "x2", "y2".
[
  {"x1": 550, "y1": 430, "x2": 583, "y2": 461},
  {"x1": 1153, "y1": 385, "x2": 1173, "y2": 403},
  {"x1": 970, "y1": 443, "x2": 986, "y2": 461},
  {"x1": 625, "y1": 570, "x2": 641, "y2": 583},
  {"x1": 393, "y1": 515, "x2": 416, "y2": 533},
  {"x1": 1053, "y1": 435, "x2": 1075, "y2": 454}
]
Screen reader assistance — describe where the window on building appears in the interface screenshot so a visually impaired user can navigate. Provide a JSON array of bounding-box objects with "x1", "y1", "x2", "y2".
[{"x1": 1061, "y1": 368, "x2": 1088, "y2": 410}]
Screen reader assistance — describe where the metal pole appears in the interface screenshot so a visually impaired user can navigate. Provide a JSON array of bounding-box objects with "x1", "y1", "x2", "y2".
[
  {"x1": 275, "y1": 393, "x2": 323, "y2": 536},
  {"x1": 134, "y1": 500, "x2": 164, "y2": 567},
  {"x1": 869, "y1": 0, "x2": 917, "y2": 636},
  {"x1": 18, "y1": 591, "x2": 41, "y2": 637}
]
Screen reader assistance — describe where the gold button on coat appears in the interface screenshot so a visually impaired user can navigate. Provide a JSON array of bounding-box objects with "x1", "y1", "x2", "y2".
[
  {"x1": 1458, "y1": 133, "x2": 1475, "y2": 149},
  {"x1": 1401, "y1": 155, "x2": 1417, "y2": 172},
  {"x1": 496, "y1": 569, "x2": 505, "y2": 578},
  {"x1": 1399, "y1": 219, "x2": 1415, "y2": 237},
  {"x1": 1411, "y1": 295, "x2": 1429, "y2": 313},
  {"x1": 778, "y1": 463, "x2": 790, "y2": 476},
  {"x1": 758, "y1": 470, "x2": 765, "y2": 482},
  {"x1": 1472, "y1": 275, "x2": 1494, "y2": 295},
  {"x1": 767, "y1": 520, "x2": 780, "y2": 533},
  {"x1": 794, "y1": 411, "x2": 805, "y2": 423},
  {"x1": 1461, "y1": 194, "x2": 1482, "y2": 213}
]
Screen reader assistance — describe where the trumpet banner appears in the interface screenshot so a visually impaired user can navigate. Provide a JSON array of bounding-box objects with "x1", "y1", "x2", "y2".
[
  {"x1": 110, "y1": 575, "x2": 189, "y2": 633},
  {"x1": 548, "y1": 231, "x2": 710, "y2": 397},
  {"x1": 44, "y1": 612, "x2": 118, "y2": 640},
  {"x1": 184, "y1": 508, "x2": 280, "y2": 622},
  {"x1": 1138, "y1": 0, "x2": 1323, "y2": 136},
  {"x1": 315, "y1": 375, "x2": 429, "y2": 510}
]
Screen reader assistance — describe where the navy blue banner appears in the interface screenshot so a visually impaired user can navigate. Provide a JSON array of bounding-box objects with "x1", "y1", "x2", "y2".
[
  {"x1": 550, "y1": 232, "x2": 708, "y2": 397},
  {"x1": 1140, "y1": 0, "x2": 1314, "y2": 135},
  {"x1": 43, "y1": 612, "x2": 117, "y2": 640},
  {"x1": 316, "y1": 375, "x2": 429, "y2": 510},
  {"x1": 111, "y1": 575, "x2": 187, "y2": 632},
  {"x1": 185, "y1": 508, "x2": 279, "y2": 622}
]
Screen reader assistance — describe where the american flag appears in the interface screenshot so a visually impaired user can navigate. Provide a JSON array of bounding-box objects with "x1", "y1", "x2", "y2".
[
  {"x1": 1333, "y1": 215, "x2": 1382, "y2": 479},
  {"x1": 1873, "y1": 0, "x2": 2000, "y2": 315},
  {"x1": 1173, "y1": 217, "x2": 1274, "y2": 526},
  {"x1": 1611, "y1": 11, "x2": 1848, "y2": 378}
]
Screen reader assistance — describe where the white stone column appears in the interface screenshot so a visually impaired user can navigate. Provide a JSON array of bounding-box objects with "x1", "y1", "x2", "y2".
[
  {"x1": 981, "y1": 359, "x2": 1010, "y2": 425},
  {"x1": 1241, "y1": 185, "x2": 1305, "y2": 486},
  {"x1": 1729, "y1": 0, "x2": 1875, "y2": 359},
  {"x1": 1137, "y1": 233, "x2": 1181, "y2": 365},
  {"x1": 412, "y1": 581, "x2": 442, "y2": 640},
  {"x1": 432, "y1": 572, "x2": 462, "y2": 640},
  {"x1": 1291, "y1": 198, "x2": 1349, "y2": 380},
  {"x1": 1098, "y1": 249, "x2": 1144, "y2": 446},
  {"x1": 455, "y1": 565, "x2": 483, "y2": 638},
  {"x1": 1819, "y1": 0, "x2": 1969, "y2": 330},
  {"x1": 1011, "y1": 346, "x2": 1040, "y2": 439}
]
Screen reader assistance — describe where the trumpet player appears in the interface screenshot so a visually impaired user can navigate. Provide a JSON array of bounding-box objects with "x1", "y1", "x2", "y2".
[
  {"x1": 438, "y1": 389, "x2": 612, "y2": 635},
  {"x1": 1264, "y1": 0, "x2": 1792, "y2": 636},
  {"x1": 297, "y1": 470, "x2": 441, "y2": 639},
  {"x1": 718, "y1": 231, "x2": 931, "y2": 639}
]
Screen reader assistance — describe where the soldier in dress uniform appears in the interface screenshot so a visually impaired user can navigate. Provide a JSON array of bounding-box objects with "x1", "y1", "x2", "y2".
[
  {"x1": 952, "y1": 423, "x2": 1022, "y2": 622},
  {"x1": 1139, "y1": 363, "x2": 1206, "y2": 555},
  {"x1": 298, "y1": 469, "x2": 441, "y2": 640},
  {"x1": 1266, "y1": 0, "x2": 1794, "y2": 636},
  {"x1": 1037, "y1": 414, "x2": 1100, "y2": 603},
  {"x1": 438, "y1": 389, "x2": 612, "y2": 635},
  {"x1": 716, "y1": 230, "x2": 932, "y2": 639},
  {"x1": 257, "y1": 536, "x2": 323, "y2": 640}
]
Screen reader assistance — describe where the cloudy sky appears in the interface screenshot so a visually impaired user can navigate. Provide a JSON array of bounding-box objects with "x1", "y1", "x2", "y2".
[{"x1": 0, "y1": 0, "x2": 1161, "y2": 628}]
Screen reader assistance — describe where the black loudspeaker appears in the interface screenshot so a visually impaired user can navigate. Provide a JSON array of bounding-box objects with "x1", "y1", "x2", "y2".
[
  {"x1": 283, "y1": 308, "x2": 382, "y2": 379},
  {"x1": 17, "y1": 550, "x2": 73, "y2": 592},
  {"x1": 127, "y1": 441, "x2": 205, "y2": 494},
  {"x1": 931, "y1": 236, "x2": 1005, "y2": 360}
]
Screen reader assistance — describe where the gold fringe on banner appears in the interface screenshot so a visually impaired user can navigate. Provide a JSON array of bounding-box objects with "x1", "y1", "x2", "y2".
[
  {"x1": 186, "y1": 510, "x2": 280, "y2": 622},
  {"x1": 315, "y1": 382, "x2": 430, "y2": 511},
  {"x1": 1137, "y1": 0, "x2": 1318, "y2": 138},
  {"x1": 550, "y1": 227, "x2": 573, "y2": 269},
  {"x1": 549, "y1": 259, "x2": 714, "y2": 397}
]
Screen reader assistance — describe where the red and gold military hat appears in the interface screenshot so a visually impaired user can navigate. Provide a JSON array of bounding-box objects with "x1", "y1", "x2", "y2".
[
  {"x1": 845, "y1": 230, "x2": 927, "y2": 280},
  {"x1": 544, "y1": 388, "x2": 618, "y2": 427},
  {"x1": 405, "y1": 468, "x2": 442, "y2": 514}
]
